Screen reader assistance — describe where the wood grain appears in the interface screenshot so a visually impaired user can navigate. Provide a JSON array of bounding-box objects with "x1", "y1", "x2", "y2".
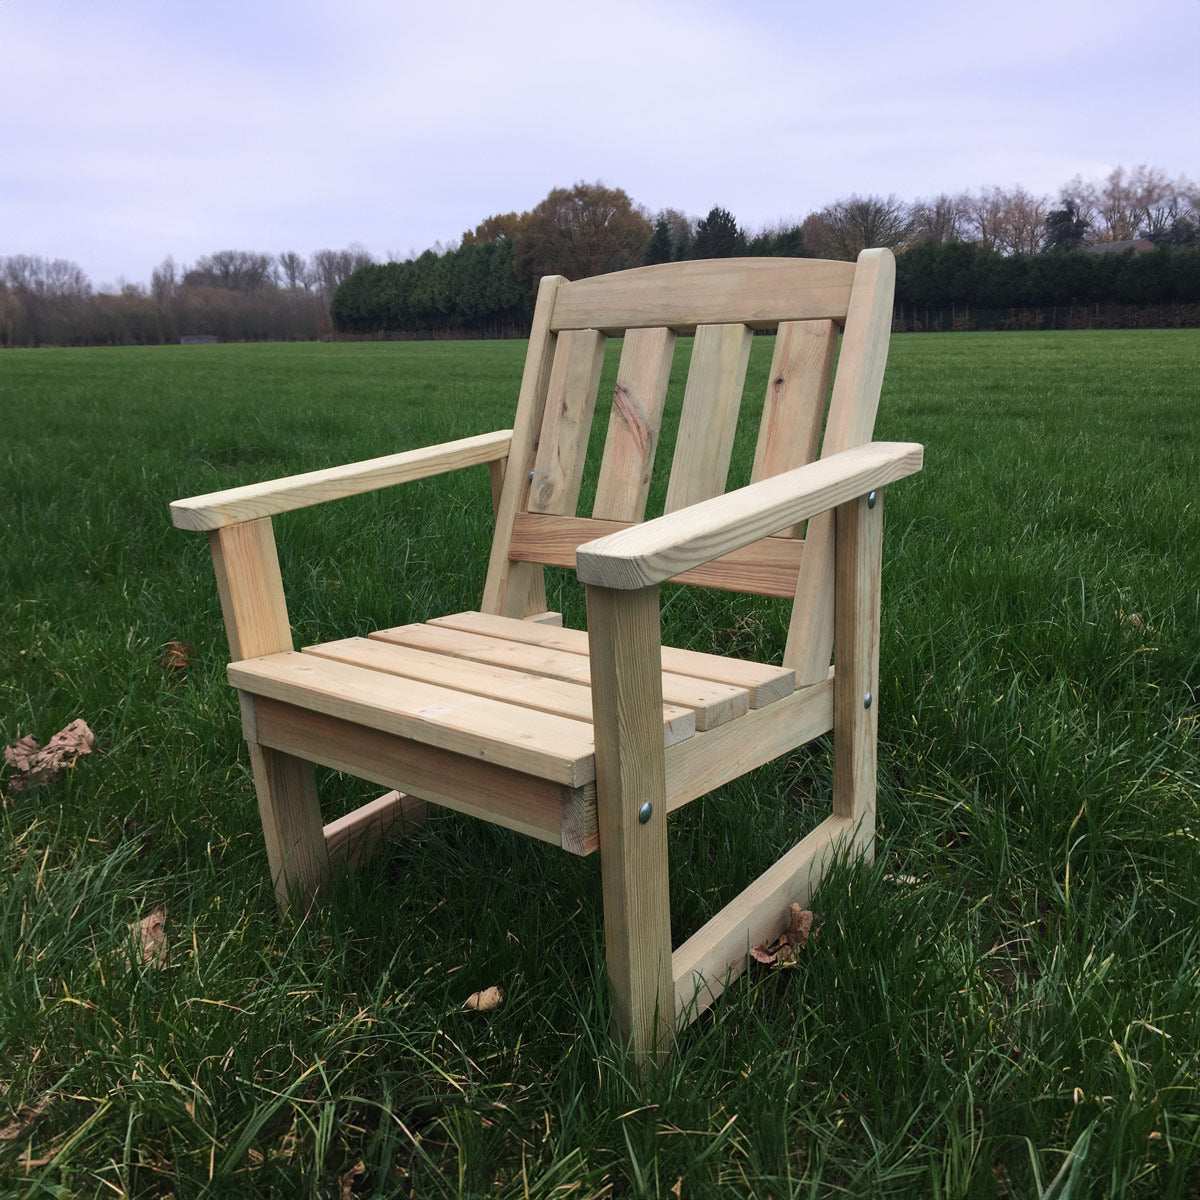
[
  {"x1": 574, "y1": 441, "x2": 922, "y2": 590},
  {"x1": 550, "y1": 257, "x2": 856, "y2": 334},
  {"x1": 509, "y1": 512, "x2": 804, "y2": 598},
  {"x1": 172, "y1": 431, "x2": 512, "y2": 530},
  {"x1": 592, "y1": 327, "x2": 676, "y2": 522},
  {"x1": 527, "y1": 328, "x2": 608, "y2": 515},
  {"x1": 664, "y1": 323, "x2": 753, "y2": 514},
  {"x1": 587, "y1": 584, "x2": 674, "y2": 1062}
]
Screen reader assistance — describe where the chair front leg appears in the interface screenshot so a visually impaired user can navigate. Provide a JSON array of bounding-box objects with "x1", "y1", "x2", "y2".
[
  {"x1": 833, "y1": 491, "x2": 884, "y2": 858},
  {"x1": 586, "y1": 583, "x2": 673, "y2": 1064},
  {"x1": 210, "y1": 518, "x2": 329, "y2": 909}
]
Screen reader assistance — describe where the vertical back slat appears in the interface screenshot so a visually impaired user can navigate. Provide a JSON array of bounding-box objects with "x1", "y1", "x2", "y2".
[
  {"x1": 664, "y1": 323, "x2": 753, "y2": 514},
  {"x1": 785, "y1": 249, "x2": 896, "y2": 682},
  {"x1": 749, "y1": 319, "x2": 838, "y2": 536},
  {"x1": 528, "y1": 328, "x2": 608, "y2": 516},
  {"x1": 593, "y1": 327, "x2": 676, "y2": 522},
  {"x1": 482, "y1": 275, "x2": 565, "y2": 617}
]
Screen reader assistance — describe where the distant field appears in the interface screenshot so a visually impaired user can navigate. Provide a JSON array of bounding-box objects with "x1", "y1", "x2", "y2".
[{"x1": 2, "y1": 330, "x2": 1198, "y2": 1197}]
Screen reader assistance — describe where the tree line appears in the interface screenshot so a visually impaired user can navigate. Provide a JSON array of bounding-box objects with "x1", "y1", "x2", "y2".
[
  {"x1": 3, "y1": 165, "x2": 1197, "y2": 346},
  {"x1": 333, "y1": 168, "x2": 1200, "y2": 338},
  {"x1": 0, "y1": 246, "x2": 372, "y2": 347}
]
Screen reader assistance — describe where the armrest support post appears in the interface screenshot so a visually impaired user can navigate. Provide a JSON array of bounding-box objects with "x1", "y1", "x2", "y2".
[{"x1": 208, "y1": 517, "x2": 292, "y2": 660}]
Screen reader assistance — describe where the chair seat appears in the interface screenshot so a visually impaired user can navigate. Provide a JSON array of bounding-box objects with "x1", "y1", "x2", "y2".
[{"x1": 228, "y1": 612, "x2": 796, "y2": 791}]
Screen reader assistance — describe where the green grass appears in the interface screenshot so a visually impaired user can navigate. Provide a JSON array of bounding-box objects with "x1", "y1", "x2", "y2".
[{"x1": 1, "y1": 330, "x2": 1198, "y2": 1198}]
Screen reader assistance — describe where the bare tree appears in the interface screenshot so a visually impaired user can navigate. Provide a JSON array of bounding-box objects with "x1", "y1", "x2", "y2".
[
  {"x1": 277, "y1": 251, "x2": 309, "y2": 290},
  {"x1": 998, "y1": 186, "x2": 1048, "y2": 255},
  {"x1": 184, "y1": 250, "x2": 277, "y2": 291},
  {"x1": 309, "y1": 244, "x2": 374, "y2": 296},
  {"x1": 909, "y1": 193, "x2": 966, "y2": 244},
  {"x1": 150, "y1": 255, "x2": 177, "y2": 303},
  {"x1": 811, "y1": 194, "x2": 911, "y2": 260}
]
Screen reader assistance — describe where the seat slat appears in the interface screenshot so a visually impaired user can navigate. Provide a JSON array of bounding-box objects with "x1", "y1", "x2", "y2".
[
  {"x1": 509, "y1": 512, "x2": 803, "y2": 598},
  {"x1": 527, "y1": 328, "x2": 607, "y2": 516},
  {"x1": 229, "y1": 651, "x2": 596, "y2": 787},
  {"x1": 592, "y1": 327, "x2": 676, "y2": 522},
  {"x1": 371, "y1": 622, "x2": 748, "y2": 731},
  {"x1": 428, "y1": 611, "x2": 794, "y2": 708},
  {"x1": 303, "y1": 636, "x2": 696, "y2": 747},
  {"x1": 664, "y1": 323, "x2": 753, "y2": 515}
]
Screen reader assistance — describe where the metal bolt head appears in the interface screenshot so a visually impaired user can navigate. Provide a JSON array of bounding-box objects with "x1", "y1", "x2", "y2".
[
  {"x1": 864, "y1": 691, "x2": 873, "y2": 709},
  {"x1": 638, "y1": 801, "x2": 654, "y2": 824},
  {"x1": 867, "y1": 490, "x2": 877, "y2": 509},
  {"x1": 529, "y1": 469, "x2": 535, "y2": 480}
]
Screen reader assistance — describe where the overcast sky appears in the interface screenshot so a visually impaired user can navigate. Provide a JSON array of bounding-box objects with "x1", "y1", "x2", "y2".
[{"x1": 3, "y1": 0, "x2": 1198, "y2": 288}]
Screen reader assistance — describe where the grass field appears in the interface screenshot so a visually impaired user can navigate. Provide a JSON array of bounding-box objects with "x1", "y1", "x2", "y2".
[{"x1": 2, "y1": 330, "x2": 1198, "y2": 1198}]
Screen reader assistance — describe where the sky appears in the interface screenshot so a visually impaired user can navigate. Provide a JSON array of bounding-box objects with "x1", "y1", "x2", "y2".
[{"x1": 2, "y1": 0, "x2": 1198, "y2": 289}]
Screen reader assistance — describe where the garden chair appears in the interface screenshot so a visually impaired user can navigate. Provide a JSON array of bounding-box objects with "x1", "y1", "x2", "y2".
[{"x1": 170, "y1": 251, "x2": 922, "y2": 1061}]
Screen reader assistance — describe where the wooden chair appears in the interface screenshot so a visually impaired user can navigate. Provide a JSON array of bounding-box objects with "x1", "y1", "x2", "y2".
[{"x1": 171, "y1": 251, "x2": 922, "y2": 1061}]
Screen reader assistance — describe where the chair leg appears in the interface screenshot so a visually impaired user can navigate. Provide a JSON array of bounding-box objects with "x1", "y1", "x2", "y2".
[
  {"x1": 587, "y1": 584, "x2": 674, "y2": 1064},
  {"x1": 833, "y1": 491, "x2": 884, "y2": 859},
  {"x1": 246, "y1": 741, "x2": 329, "y2": 911}
]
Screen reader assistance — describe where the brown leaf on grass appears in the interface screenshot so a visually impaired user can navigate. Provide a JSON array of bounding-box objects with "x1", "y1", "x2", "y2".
[
  {"x1": 0, "y1": 1098, "x2": 49, "y2": 1141},
  {"x1": 4, "y1": 719, "x2": 94, "y2": 791},
  {"x1": 463, "y1": 985, "x2": 504, "y2": 1012},
  {"x1": 128, "y1": 906, "x2": 168, "y2": 969},
  {"x1": 751, "y1": 903, "x2": 819, "y2": 967},
  {"x1": 671, "y1": 1180, "x2": 683, "y2": 1198},
  {"x1": 157, "y1": 640, "x2": 195, "y2": 671},
  {"x1": 340, "y1": 1160, "x2": 367, "y2": 1199}
]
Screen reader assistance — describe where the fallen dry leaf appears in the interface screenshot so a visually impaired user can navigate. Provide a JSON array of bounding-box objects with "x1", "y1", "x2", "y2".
[
  {"x1": 4, "y1": 719, "x2": 95, "y2": 791},
  {"x1": 463, "y1": 985, "x2": 504, "y2": 1013},
  {"x1": 340, "y1": 1159, "x2": 367, "y2": 1199},
  {"x1": 751, "y1": 903, "x2": 819, "y2": 967},
  {"x1": 128, "y1": 906, "x2": 169, "y2": 969},
  {"x1": 0, "y1": 1098, "x2": 49, "y2": 1141},
  {"x1": 157, "y1": 640, "x2": 195, "y2": 671}
]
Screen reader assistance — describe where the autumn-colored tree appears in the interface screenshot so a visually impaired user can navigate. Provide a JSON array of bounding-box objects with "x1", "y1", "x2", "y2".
[
  {"x1": 909, "y1": 194, "x2": 966, "y2": 245},
  {"x1": 461, "y1": 212, "x2": 527, "y2": 246},
  {"x1": 514, "y1": 182, "x2": 652, "y2": 288}
]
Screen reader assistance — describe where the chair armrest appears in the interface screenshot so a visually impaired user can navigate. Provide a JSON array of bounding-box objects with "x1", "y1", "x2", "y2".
[
  {"x1": 170, "y1": 429, "x2": 513, "y2": 531},
  {"x1": 576, "y1": 441, "x2": 923, "y2": 589}
]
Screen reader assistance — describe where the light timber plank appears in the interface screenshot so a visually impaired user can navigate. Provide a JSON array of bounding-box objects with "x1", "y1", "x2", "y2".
[
  {"x1": 787, "y1": 249, "x2": 896, "y2": 683},
  {"x1": 209, "y1": 518, "x2": 293, "y2": 660},
  {"x1": 550, "y1": 258, "x2": 856, "y2": 334},
  {"x1": 750, "y1": 319, "x2": 837, "y2": 537},
  {"x1": 832, "y1": 494, "x2": 882, "y2": 843},
  {"x1": 510, "y1": 512, "x2": 804, "y2": 598},
  {"x1": 250, "y1": 698, "x2": 592, "y2": 851},
  {"x1": 664, "y1": 674, "x2": 833, "y2": 811},
  {"x1": 528, "y1": 328, "x2": 607, "y2": 515},
  {"x1": 172, "y1": 431, "x2": 513, "y2": 531},
  {"x1": 372, "y1": 621, "x2": 747, "y2": 731},
  {"x1": 524, "y1": 611, "x2": 564, "y2": 626},
  {"x1": 303, "y1": 636, "x2": 696, "y2": 747},
  {"x1": 664, "y1": 323, "x2": 753, "y2": 514},
  {"x1": 246, "y1": 740, "x2": 328, "y2": 910},
  {"x1": 483, "y1": 274, "x2": 565, "y2": 617},
  {"x1": 429, "y1": 610, "x2": 794, "y2": 709},
  {"x1": 229, "y1": 651, "x2": 595, "y2": 787},
  {"x1": 593, "y1": 327, "x2": 676, "y2": 522},
  {"x1": 672, "y1": 815, "x2": 856, "y2": 1021},
  {"x1": 575, "y1": 442, "x2": 922, "y2": 590},
  {"x1": 324, "y1": 790, "x2": 426, "y2": 868},
  {"x1": 587, "y1": 584, "x2": 674, "y2": 1062}
]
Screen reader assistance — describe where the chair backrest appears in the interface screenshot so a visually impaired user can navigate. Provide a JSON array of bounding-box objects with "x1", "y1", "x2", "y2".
[{"x1": 482, "y1": 250, "x2": 896, "y2": 685}]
